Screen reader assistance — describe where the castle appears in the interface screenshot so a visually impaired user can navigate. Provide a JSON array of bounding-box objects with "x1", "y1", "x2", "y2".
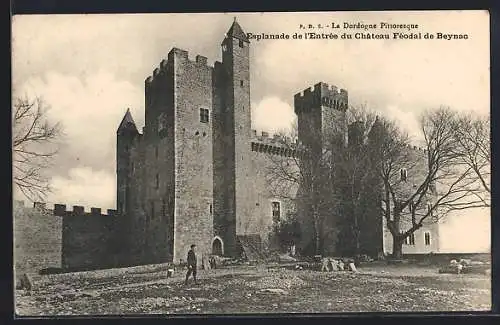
[
  {"x1": 114, "y1": 19, "x2": 438, "y2": 264},
  {"x1": 13, "y1": 20, "x2": 440, "y2": 273}
]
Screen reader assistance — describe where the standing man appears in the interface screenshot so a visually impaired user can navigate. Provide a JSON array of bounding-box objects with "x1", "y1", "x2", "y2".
[{"x1": 184, "y1": 244, "x2": 198, "y2": 285}]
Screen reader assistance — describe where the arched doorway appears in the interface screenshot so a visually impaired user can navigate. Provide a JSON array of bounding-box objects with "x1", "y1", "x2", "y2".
[{"x1": 212, "y1": 236, "x2": 224, "y2": 256}]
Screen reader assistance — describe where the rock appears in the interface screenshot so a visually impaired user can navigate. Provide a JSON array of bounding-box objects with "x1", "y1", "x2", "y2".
[
  {"x1": 80, "y1": 291, "x2": 99, "y2": 298},
  {"x1": 348, "y1": 262, "x2": 357, "y2": 272},
  {"x1": 17, "y1": 273, "x2": 32, "y2": 291},
  {"x1": 321, "y1": 258, "x2": 331, "y2": 272},
  {"x1": 439, "y1": 264, "x2": 463, "y2": 274},
  {"x1": 279, "y1": 254, "x2": 297, "y2": 263},
  {"x1": 258, "y1": 288, "x2": 289, "y2": 295},
  {"x1": 459, "y1": 259, "x2": 472, "y2": 266}
]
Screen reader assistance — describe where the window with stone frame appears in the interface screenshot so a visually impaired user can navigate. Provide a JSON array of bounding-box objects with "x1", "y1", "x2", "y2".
[
  {"x1": 200, "y1": 108, "x2": 210, "y2": 123},
  {"x1": 427, "y1": 202, "x2": 434, "y2": 217},
  {"x1": 424, "y1": 232, "x2": 431, "y2": 246},
  {"x1": 400, "y1": 168, "x2": 408, "y2": 182},
  {"x1": 429, "y1": 181, "x2": 436, "y2": 194},
  {"x1": 271, "y1": 201, "x2": 281, "y2": 223},
  {"x1": 408, "y1": 200, "x2": 414, "y2": 213},
  {"x1": 404, "y1": 233, "x2": 416, "y2": 245}
]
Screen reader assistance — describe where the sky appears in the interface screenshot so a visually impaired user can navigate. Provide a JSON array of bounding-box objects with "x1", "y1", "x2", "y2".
[{"x1": 12, "y1": 11, "x2": 490, "y2": 253}]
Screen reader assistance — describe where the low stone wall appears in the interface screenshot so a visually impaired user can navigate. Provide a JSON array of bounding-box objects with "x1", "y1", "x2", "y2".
[{"x1": 14, "y1": 203, "x2": 63, "y2": 275}]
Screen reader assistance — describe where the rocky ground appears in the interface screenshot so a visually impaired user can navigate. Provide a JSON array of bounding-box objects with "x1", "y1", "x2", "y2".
[{"x1": 14, "y1": 263, "x2": 491, "y2": 316}]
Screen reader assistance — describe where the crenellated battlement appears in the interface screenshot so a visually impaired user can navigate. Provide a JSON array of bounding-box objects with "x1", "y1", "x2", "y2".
[
  {"x1": 250, "y1": 129, "x2": 296, "y2": 145},
  {"x1": 14, "y1": 201, "x2": 50, "y2": 211},
  {"x1": 250, "y1": 130, "x2": 303, "y2": 157},
  {"x1": 167, "y1": 47, "x2": 212, "y2": 68},
  {"x1": 294, "y1": 82, "x2": 348, "y2": 114},
  {"x1": 53, "y1": 204, "x2": 118, "y2": 217},
  {"x1": 145, "y1": 48, "x2": 213, "y2": 87},
  {"x1": 405, "y1": 143, "x2": 427, "y2": 154}
]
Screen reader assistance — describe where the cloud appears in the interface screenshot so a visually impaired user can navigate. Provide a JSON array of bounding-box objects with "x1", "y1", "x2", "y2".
[
  {"x1": 12, "y1": 12, "x2": 490, "y2": 217},
  {"x1": 13, "y1": 71, "x2": 144, "y2": 175},
  {"x1": 251, "y1": 97, "x2": 296, "y2": 135},
  {"x1": 47, "y1": 167, "x2": 116, "y2": 209},
  {"x1": 385, "y1": 105, "x2": 422, "y2": 141}
]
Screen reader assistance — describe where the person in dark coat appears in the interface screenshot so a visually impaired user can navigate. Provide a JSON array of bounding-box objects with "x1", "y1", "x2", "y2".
[{"x1": 184, "y1": 244, "x2": 198, "y2": 285}]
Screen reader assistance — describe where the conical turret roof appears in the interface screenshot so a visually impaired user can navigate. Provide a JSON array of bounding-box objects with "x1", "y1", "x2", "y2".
[
  {"x1": 117, "y1": 108, "x2": 138, "y2": 134},
  {"x1": 226, "y1": 17, "x2": 249, "y2": 43}
]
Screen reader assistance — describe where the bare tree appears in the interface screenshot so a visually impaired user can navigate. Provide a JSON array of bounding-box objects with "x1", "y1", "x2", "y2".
[
  {"x1": 12, "y1": 95, "x2": 63, "y2": 201},
  {"x1": 334, "y1": 105, "x2": 379, "y2": 256},
  {"x1": 264, "y1": 123, "x2": 344, "y2": 256},
  {"x1": 452, "y1": 113, "x2": 490, "y2": 204},
  {"x1": 372, "y1": 107, "x2": 489, "y2": 258}
]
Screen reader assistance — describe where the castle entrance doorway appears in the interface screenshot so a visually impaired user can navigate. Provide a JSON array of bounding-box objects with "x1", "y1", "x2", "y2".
[{"x1": 212, "y1": 237, "x2": 223, "y2": 256}]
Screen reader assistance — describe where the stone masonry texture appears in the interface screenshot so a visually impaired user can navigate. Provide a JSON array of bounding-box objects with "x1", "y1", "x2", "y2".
[{"x1": 14, "y1": 20, "x2": 441, "y2": 274}]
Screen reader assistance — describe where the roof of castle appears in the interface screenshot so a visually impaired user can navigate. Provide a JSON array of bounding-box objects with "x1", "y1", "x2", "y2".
[
  {"x1": 226, "y1": 18, "x2": 249, "y2": 43},
  {"x1": 117, "y1": 108, "x2": 138, "y2": 134}
]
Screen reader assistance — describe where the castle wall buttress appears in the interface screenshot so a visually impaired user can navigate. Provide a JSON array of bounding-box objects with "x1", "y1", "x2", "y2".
[{"x1": 171, "y1": 49, "x2": 214, "y2": 264}]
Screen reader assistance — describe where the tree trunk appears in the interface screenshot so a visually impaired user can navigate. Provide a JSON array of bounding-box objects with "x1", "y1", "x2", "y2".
[
  {"x1": 392, "y1": 236, "x2": 403, "y2": 259},
  {"x1": 314, "y1": 218, "x2": 321, "y2": 256},
  {"x1": 353, "y1": 206, "x2": 360, "y2": 255}
]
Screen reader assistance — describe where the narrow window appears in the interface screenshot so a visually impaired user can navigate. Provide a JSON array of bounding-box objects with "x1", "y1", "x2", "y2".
[
  {"x1": 400, "y1": 168, "x2": 407, "y2": 182},
  {"x1": 427, "y1": 203, "x2": 433, "y2": 216},
  {"x1": 150, "y1": 201, "x2": 155, "y2": 220},
  {"x1": 209, "y1": 204, "x2": 212, "y2": 214},
  {"x1": 239, "y1": 40, "x2": 244, "y2": 48},
  {"x1": 240, "y1": 80, "x2": 244, "y2": 87},
  {"x1": 409, "y1": 233, "x2": 415, "y2": 245},
  {"x1": 429, "y1": 182, "x2": 436, "y2": 194},
  {"x1": 425, "y1": 232, "x2": 431, "y2": 246},
  {"x1": 200, "y1": 108, "x2": 209, "y2": 123},
  {"x1": 271, "y1": 201, "x2": 281, "y2": 223},
  {"x1": 155, "y1": 173, "x2": 159, "y2": 189},
  {"x1": 155, "y1": 146, "x2": 158, "y2": 159}
]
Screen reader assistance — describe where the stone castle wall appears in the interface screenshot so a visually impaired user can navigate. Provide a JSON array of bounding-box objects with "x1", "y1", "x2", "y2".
[
  {"x1": 55, "y1": 205, "x2": 120, "y2": 270},
  {"x1": 171, "y1": 49, "x2": 214, "y2": 264},
  {"x1": 14, "y1": 202, "x2": 62, "y2": 274},
  {"x1": 247, "y1": 133, "x2": 299, "y2": 247}
]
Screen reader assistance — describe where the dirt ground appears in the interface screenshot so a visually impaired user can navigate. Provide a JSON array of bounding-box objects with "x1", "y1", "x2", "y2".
[{"x1": 14, "y1": 263, "x2": 491, "y2": 316}]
